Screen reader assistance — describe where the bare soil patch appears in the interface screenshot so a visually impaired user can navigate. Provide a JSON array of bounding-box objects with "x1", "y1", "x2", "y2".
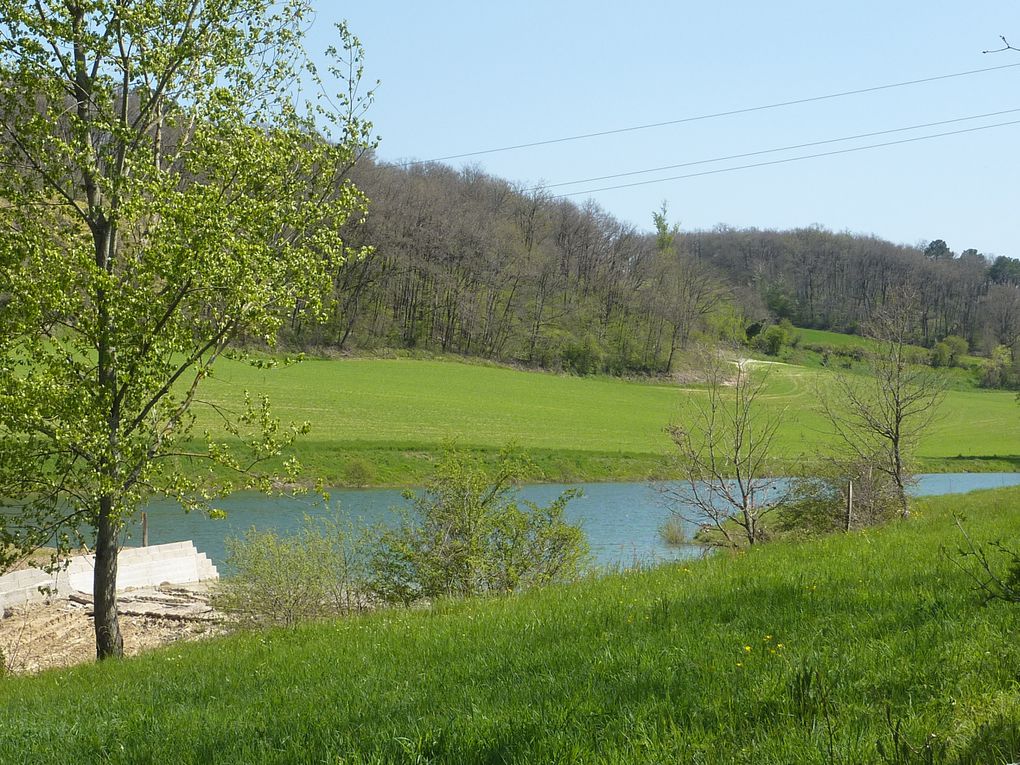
[{"x1": 0, "y1": 584, "x2": 223, "y2": 674}]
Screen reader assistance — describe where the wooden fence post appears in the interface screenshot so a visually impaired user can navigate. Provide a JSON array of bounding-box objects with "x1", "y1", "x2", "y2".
[{"x1": 845, "y1": 480, "x2": 853, "y2": 532}]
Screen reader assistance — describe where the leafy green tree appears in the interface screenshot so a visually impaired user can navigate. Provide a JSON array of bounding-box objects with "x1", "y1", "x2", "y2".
[
  {"x1": 366, "y1": 448, "x2": 588, "y2": 604},
  {"x1": 980, "y1": 345, "x2": 1015, "y2": 389},
  {"x1": 649, "y1": 203, "x2": 726, "y2": 371},
  {"x1": 989, "y1": 255, "x2": 1020, "y2": 285},
  {"x1": 561, "y1": 335, "x2": 604, "y2": 376},
  {"x1": 0, "y1": 1, "x2": 373, "y2": 658},
  {"x1": 930, "y1": 342, "x2": 952, "y2": 368},
  {"x1": 923, "y1": 239, "x2": 953, "y2": 260},
  {"x1": 930, "y1": 335, "x2": 968, "y2": 368},
  {"x1": 753, "y1": 320, "x2": 795, "y2": 357}
]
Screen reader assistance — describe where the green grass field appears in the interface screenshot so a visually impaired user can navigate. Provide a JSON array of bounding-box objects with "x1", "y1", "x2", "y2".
[
  {"x1": 188, "y1": 355, "x2": 1020, "y2": 486},
  {"x1": 3, "y1": 487, "x2": 1019, "y2": 763}
]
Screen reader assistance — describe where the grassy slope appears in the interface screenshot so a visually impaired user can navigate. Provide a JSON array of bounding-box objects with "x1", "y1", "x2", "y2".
[
  {"x1": 2, "y1": 488, "x2": 1019, "y2": 763},
  {"x1": 795, "y1": 327, "x2": 984, "y2": 375},
  {"x1": 188, "y1": 355, "x2": 1020, "y2": 486},
  {"x1": 797, "y1": 327, "x2": 892, "y2": 351}
]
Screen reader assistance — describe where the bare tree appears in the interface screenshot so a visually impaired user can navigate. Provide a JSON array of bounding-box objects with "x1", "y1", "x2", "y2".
[
  {"x1": 664, "y1": 351, "x2": 789, "y2": 547},
  {"x1": 820, "y1": 297, "x2": 946, "y2": 518}
]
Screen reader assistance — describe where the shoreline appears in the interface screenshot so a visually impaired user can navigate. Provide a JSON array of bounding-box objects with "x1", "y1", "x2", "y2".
[{"x1": 258, "y1": 453, "x2": 1020, "y2": 491}]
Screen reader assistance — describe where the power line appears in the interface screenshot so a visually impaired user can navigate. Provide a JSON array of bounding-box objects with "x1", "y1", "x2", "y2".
[
  {"x1": 539, "y1": 107, "x2": 1020, "y2": 190},
  {"x1": 401, "y1": 61, "x2": 1020, "y2": 166},
  {"x1": 553, "y1": 118, "x2": 1020, "y2": 198}
]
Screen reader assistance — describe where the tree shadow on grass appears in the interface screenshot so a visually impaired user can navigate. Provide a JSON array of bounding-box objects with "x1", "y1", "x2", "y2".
[{"x1": 950, "y1": 716, "x2": 1020, "y2": 765}]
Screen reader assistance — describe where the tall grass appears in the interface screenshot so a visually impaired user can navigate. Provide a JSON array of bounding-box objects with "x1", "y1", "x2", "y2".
[{"x1": 1, "y1": 487, "x2": 1018, "y2": 763}]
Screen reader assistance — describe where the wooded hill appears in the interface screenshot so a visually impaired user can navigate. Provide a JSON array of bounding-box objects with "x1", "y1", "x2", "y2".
[{"x1": 278, "y1": 158, "x2": 1020, "y2": 375}]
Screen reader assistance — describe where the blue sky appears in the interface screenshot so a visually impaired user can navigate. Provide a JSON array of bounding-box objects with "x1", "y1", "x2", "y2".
[{"x1": 306, "y1": 2, "x2": 1020, "y2": 257}]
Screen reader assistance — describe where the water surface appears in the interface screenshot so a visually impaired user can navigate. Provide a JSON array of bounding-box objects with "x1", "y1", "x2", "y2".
[{"x1": 132, "y1": 472, "x2": 1020, "y2": 570}]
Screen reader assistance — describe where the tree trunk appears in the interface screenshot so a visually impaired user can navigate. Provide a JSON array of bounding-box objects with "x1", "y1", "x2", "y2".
[
  {"x1": 666, "y1": 323, "x2": 682, "y2": 373},
  {"x1": 892, "y1": 436, "x2": 910, "y2": 518},
  {"x1": 845, "y1": 480, "x2": 853, "y2": 532},
  {"x1": 94, "y1": 496, "x2": 123, "y2": 659}
]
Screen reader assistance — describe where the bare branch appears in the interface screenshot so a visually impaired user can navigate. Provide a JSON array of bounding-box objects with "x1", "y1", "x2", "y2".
[{"x1": 663, "y1": 350, "x2": 790, "y2": 547}]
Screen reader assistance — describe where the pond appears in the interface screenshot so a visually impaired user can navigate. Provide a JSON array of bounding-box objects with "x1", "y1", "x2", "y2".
[{"x1": 129, "y1": 472, "x2": 1020, "y2": 571}]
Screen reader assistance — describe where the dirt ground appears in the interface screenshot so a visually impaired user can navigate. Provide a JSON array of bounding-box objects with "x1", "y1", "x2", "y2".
[{"x1": 0, "y1": 585, "x2": 223, "y2": 674}]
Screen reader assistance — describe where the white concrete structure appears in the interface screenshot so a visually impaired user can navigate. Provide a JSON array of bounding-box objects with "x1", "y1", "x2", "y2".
[
  {"x1": 0, "y1": 568, "x2": 55, "y2": 611},
  {"x1": 0, "y1": 541, "x2": 218, "y2": 611}
]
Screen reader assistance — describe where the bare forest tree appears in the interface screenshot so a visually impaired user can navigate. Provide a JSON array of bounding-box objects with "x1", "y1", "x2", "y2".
[
  {"x1": 319, "y1": 168, "x2": 1007, "y2": 375},
  {"x1": 650, "y1": 206, "x2": 728, "y2": 372}
]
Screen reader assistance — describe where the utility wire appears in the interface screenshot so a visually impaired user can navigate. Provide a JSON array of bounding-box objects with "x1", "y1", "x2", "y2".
[
  {"x1": 554, "y1": 118, "x2": 1020, "y2": 198},
  {"x1": 539, "y1": 107, "x2": 1020, "y2": 190},
  {"x1": 402, "y1": 62, "x2": 1020, "y2": 166}
]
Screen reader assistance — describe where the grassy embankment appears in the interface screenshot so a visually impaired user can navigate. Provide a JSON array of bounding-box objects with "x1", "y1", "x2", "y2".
[
  {"x1": 185, "y1": 353, "x2": 1020, "y2": 486},
  {"x1": 2, "y1": 487, "x2": 1018, "y2": 763},
  {"x1": 793, "y1": 327, "x2": 985, "y2": 383}
]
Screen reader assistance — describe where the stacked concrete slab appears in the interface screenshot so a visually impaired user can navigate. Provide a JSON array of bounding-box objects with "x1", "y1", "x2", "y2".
[
  {"x1": 0, "y1": 541, "x2": 218, "y2": 611},
  {"x1": 0, "y1": 568, "x2": 59, "y2": 611}
]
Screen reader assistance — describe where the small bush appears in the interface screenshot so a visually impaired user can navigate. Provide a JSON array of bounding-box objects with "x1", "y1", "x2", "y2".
[
  {"x1": 930, "y1": 341, "x2": 952, "y2": 368},
  {"x1": 658, "y1": 516, "x2": 688, "y2": 547},
  {"x1": 214, "y1": 514, "x2": 364, "y2": 627},
  {"x1": 980, "y1": 345, "x2": 1017, "y2": 389},
  {"x1": 366, "y1": 448, "x2": 589, "y2": 604},
  {"x1": 780, "y1": 457, "x2": 901, "y2": 536},
  {"x1": 753, "y1": 325, "x2": 787, "y2": 356},
  {"x1": 342, "y1": 457, "x2": 376, "y2": 487},
  {"x1": 752, "y1": 319, "x2": 796, "y2": 357},
  {"x1": 930, "y1": 335, "x2": 967, "y2": 368},
  {"x1": 561, "y1": 336, "x2": 604, "y2": 376}
]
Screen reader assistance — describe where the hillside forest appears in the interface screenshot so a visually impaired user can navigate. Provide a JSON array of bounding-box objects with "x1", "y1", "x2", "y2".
[{"x1": 275, "y1": 155, "x2": 1020, "y2": 381}]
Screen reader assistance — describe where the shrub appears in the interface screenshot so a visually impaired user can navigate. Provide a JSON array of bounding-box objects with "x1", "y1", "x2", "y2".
[
  {"x1": 930, "y1": 341, "x2": 952, "y2": 368},
  {"x1": 753, "y1": 325, "x2": 787, "y2": 356},
  {"x1": 342, "y1": 457, "x2": 376, "y2": 487},
  {"x1": 214, "y1": 514, "x2": 364, "y2": 627},
  {"x1": 944, "y1": 335, "x2": 968, "y2": 365},
  {"x1": 780, "y1": 456, "x2": 901, "y2": 536},
  {"x1": 930, "y1": 335, "x2": 967, "y2": 368},
  {"x1": 561, "y1": 336, "x2": 605, "y2": 376},
  {"x1": 980, "y1": 345, "x2": 1017, "y2": 389},
  {"x1": 752, "y1": 320, "x2": 795, "y2": 357},
  {"x1": 658, "y1": 516, "x2": 688, "y2": 547},
  {"x1": 951, "y1": 518, "x2": 1020, "y2": 604},
  {"x1": 366, "y1": 448, "x2": 589, "y2": 604}
]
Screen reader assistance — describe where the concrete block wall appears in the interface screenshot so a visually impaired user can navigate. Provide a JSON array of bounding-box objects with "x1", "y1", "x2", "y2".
[
  {"x1": 0, "y1": 568, "x2": 60, "y2": 611},
  {"x1": 0, "y1": 541, "x2": 218, "y2": 610}
]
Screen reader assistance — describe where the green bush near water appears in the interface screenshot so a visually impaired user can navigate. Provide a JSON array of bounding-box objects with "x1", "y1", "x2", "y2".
[
  {"x1": 1, "y1": 487, "x2": 1019, "y2": 762},
  {"x1": 213, "y1": 515, "x2": 364, "y2": 627},
  {"x1": 365, "y1": 449, "x2": 589, "y2": 605}
]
